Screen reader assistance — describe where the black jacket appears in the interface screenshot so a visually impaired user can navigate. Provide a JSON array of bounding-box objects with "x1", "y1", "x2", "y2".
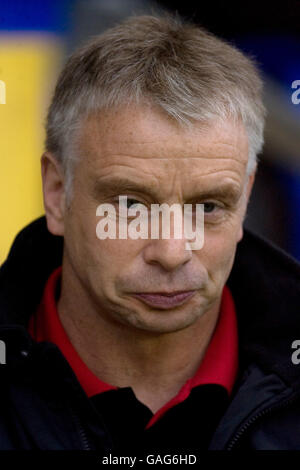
[{"x1": 0, "y1": 216, "x2": 300, "y2": 451}]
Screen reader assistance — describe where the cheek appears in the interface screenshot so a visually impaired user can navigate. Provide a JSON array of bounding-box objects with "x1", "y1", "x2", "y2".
[
  {"x1": 65, "y1": 186, "x2": 143, "y2": 281},
  {"x1": 63, "y1": 196, "x2": 103, "y2": 276},
  {"x1": 80, "y1": 236, "x2": 142, "y2": 287},
  {"x1": 201, "y1": 227, "x2": 239, "y2": 284}
]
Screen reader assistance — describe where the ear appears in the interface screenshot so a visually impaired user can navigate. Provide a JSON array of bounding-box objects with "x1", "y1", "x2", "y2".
[
  {"x1": 41, "y1": 152, "x2": 66, "y2": 236},
  {"x1": 237, "y1": 169, "x2": 256, "y2": 243}
]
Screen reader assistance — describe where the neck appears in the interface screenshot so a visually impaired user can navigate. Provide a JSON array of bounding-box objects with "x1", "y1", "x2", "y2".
[{"x1": 57, "y1": 267, "x2": 221, "y2": 413}]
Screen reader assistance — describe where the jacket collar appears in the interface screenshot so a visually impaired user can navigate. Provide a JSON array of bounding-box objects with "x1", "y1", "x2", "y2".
[{"x1": 1, "y1": 216, "x2": 300, "y2": 388}]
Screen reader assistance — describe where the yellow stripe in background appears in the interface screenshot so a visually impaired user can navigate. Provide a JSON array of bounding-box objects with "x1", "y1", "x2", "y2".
[{"x1": 0, "y1": 35, "x2": 63, "y2": 264}]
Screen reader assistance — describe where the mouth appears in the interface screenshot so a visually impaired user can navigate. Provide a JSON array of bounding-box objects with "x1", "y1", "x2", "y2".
[{"x1": 131, "y1": 290, "x2": 196, "y2": 309}]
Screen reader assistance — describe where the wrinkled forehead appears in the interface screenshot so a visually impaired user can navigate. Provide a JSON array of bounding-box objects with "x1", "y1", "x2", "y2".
[{"x1": 75, "y1": 105, "x2": 249, "y2": 191}]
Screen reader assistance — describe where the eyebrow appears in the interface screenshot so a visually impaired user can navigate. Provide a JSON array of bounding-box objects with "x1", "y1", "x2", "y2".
[
  {"x1": 93, "y1": 176, "x2": 242, "y2": 203},
  {"x1": 93, "y1": 177, "x2": 155, "y2": 198},
  {"x1": 190, "y1": 184, "x2": 242, "y2": 203}
]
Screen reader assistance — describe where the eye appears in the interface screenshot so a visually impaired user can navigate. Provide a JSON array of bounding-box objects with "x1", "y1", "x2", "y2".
[
  {"x1": 118, "y1": 197, "x2": 143, "y2": 210},
  {"x1": 203, "y1": 202, "x2": 217, "y2": 213}
]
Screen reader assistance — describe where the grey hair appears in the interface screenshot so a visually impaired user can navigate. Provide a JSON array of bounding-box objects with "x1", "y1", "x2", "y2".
[{"x1": 45, "y1": 14, "x2": 266, "y2": 197}]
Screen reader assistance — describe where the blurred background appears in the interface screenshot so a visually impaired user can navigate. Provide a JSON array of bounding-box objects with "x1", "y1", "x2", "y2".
[{"x1": 0, "y1": 0, "x2": 299, "y2": 263}]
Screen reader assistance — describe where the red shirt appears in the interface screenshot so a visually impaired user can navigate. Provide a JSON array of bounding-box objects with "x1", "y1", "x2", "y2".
[{"x1": 28, "y1": 267, "x2": 238, "y2": 429}]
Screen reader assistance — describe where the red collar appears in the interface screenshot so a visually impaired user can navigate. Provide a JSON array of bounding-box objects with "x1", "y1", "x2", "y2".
[{"x1": 28, "y1": 267, "x2": 238, "y2": 427}]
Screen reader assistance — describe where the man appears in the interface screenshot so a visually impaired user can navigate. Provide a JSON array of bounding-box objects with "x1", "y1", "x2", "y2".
[{"x1": 0, "y1": 14, "x2": 300, "y2": 453}]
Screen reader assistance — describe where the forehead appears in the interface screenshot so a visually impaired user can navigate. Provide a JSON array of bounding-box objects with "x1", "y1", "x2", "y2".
[{"x1": 76, "y1": 105, "x2": 249, "y2": 191}]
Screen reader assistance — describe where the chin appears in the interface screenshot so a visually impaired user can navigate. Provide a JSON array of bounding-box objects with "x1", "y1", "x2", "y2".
[{"x1": 122, "y1": 307, "x2": 203, "y2": 335}]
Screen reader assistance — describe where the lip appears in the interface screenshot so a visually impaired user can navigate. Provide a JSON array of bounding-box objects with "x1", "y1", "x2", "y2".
[{"x1": 132, "y1": 290, "x2": 196, "y2": 309}]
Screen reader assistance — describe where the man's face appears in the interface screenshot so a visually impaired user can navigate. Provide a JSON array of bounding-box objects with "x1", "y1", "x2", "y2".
[{"x1": 46, "y1": 105, "x2": 253, "y2": 334}]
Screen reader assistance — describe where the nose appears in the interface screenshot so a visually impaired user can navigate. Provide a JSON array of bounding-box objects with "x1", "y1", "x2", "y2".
[{"x1": 143, "y1": 237, "x2": 192, "y2": 272}]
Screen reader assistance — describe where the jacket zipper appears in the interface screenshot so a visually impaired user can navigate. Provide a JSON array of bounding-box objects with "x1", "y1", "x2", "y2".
[
  {"x1": 69, "y1": 403, "x2": 92, "y2": 451},
  {"x1": 69, "y1": 402, "x2": 114, "y2": 452},
  {"x1": 226, "y1": 392, "x2": 300, "y2": 450}
]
